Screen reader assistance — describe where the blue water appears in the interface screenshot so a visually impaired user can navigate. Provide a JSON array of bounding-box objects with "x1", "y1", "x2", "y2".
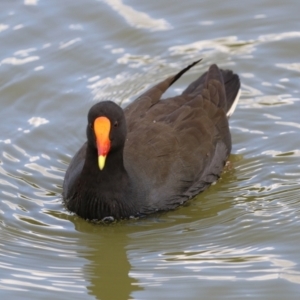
[{"x1": 0, "y1": 0, "x2": 300, "y2": 299}]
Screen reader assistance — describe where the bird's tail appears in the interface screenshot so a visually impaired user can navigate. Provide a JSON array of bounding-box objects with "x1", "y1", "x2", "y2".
[{"x1": 182, "y1": 64, "x2": 241, "y2": 117}]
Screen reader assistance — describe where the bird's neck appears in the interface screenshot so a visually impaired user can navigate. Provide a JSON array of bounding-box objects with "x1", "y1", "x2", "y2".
[{"x1": 75, "y1": 145, "x2": 137, "y2": 220}]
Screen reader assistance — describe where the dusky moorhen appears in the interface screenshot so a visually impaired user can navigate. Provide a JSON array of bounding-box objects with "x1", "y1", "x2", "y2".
[{"x1": 63, "y1": 61, "x2": 240, "y2": 221}]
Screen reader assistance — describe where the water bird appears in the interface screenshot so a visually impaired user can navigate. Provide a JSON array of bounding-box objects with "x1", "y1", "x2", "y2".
[{"x1": 62, "y1": 60, "x2": 240, "y2": 221}]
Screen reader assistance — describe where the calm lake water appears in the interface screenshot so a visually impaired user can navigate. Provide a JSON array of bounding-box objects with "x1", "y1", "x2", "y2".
[{"x1": 1, "y1": 0, "x2": 300, "y2": 299}]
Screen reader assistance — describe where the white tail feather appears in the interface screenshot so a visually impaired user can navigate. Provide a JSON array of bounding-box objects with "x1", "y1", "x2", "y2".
[{"x1": 226, "y1": 89, "x2": 241, "y2": 118}]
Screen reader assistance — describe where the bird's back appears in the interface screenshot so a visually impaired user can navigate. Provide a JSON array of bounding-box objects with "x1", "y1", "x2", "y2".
[{"x1": 123, "y1": 64, "x2": 240, "y2": 212}]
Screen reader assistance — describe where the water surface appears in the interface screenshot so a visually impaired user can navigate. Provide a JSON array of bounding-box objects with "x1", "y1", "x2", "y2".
[{"x1": 1, "y1": 0, "x2": 300, "y2": 299}]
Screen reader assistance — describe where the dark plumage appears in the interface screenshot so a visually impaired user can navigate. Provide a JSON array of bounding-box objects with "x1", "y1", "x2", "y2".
[{"x1": 62, "y1": 61, "x2": 240, "y2": 221}]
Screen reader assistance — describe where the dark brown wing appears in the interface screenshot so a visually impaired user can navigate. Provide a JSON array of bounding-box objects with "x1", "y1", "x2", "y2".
[
  {"x1": 124, "y1": 64, "x2": 239, "y2": 212},
  {"x1": 124, "y1": 60, "x2": 202, "y2": 132}
]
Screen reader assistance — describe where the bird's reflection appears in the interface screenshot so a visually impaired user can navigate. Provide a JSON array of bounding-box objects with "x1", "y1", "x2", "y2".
[{"x1": 72, "y1": 221, "x2": 143, "y2": 300}]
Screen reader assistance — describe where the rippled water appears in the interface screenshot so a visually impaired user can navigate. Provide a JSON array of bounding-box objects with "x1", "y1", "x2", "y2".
[{"x1": 1, "y1": 0, "x2": 300, "y2": 299}]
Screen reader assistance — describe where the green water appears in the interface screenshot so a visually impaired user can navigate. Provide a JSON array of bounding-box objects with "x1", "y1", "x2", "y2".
[{"x1": 0, "y1": 0, "x2": 300, "y2": 299}]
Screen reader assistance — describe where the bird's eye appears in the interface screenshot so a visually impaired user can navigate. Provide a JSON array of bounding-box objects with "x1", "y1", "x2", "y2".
[
  {"x1": 114, "y1": 121, "x2": 118, "y2": 128},
  {"x1": 89, "y1": 123, "x2": 93, "y2": 129}
]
